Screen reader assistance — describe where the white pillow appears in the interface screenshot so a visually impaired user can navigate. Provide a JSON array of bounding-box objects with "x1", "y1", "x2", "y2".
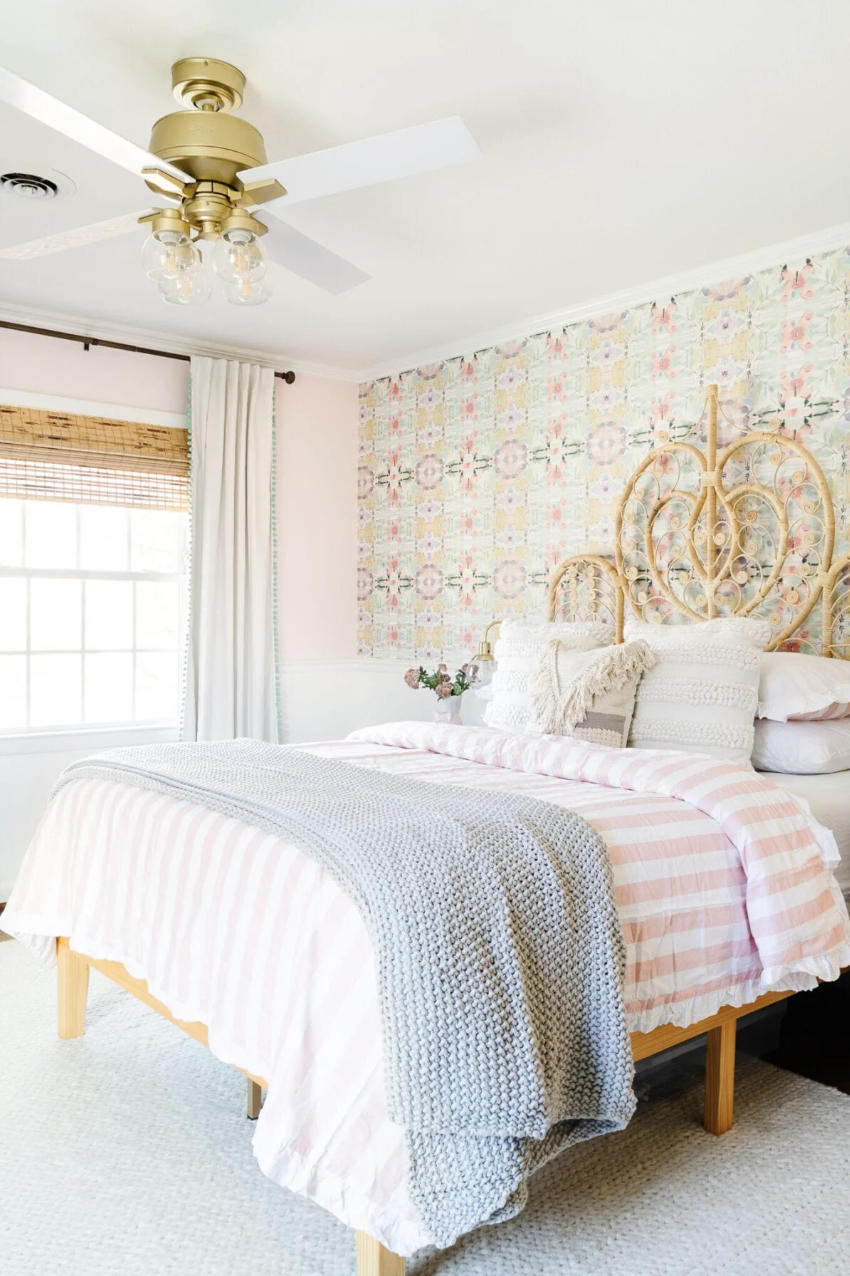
[
  {"x1": 625, "y1": 615, "x2": 773, "y2": 649},
  {"x1": 625, "y1": 616, "x2": 768, "y2": 764},
  {"x1": 484, "y1": 618, "x2": 612, "y2": 733},
  {"x1": 758, "y1": 652, "x2": 850, "y2": 722},
  {"x1": 752, "y1": 718, "x2": 850, "y2": 774}
]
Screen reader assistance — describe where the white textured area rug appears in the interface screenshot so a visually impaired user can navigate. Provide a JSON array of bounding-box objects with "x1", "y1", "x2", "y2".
[{"x1": 2, "y1": 939, "x2": 850, "y2": 1276}]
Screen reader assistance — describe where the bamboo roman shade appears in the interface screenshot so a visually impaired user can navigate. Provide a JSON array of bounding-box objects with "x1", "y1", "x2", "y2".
[{"x1": 0, "y1": 405, "x2": 189, "y2": 509}]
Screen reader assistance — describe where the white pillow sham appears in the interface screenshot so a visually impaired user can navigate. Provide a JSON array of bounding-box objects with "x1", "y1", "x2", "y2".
[
  {"x1": 625, "y1": 615, "x2": 773, "y2": 649},
  {"x1": 752, "y1": 718, "x2": 850, "y2": 774},
  {"x1": 624, "y1": 616, "x2": 769, "y2": 764},
  {"x1": 758, "y1": 651, "x2": 850, "y2": 722},
  {"x1": 484, "y1": 618, "x2": 611, "y2": 733}
]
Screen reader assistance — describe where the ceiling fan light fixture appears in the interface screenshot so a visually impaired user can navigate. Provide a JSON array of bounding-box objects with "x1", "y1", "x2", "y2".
[
  {"x1": 158, "y1": 264, "x2": 212, "y2": 305},
  {"x1": 142, "y1": 231, "x2": 199, "y2": 282},
  {"x1": 213, "y1": 227, "x2": 267, "y2": 286},
  {"x1": 140, "y1": 206, "x2": 200, "y2": 281},
  {"x1": 0, "y1": 56, "x2": 484, "y2": 301},
  {"x1": 222, "y1": 275, "x2": 272, "y2": 306}
]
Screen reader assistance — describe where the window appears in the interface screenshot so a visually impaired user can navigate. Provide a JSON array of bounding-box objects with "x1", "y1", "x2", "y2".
[{"x1": 0, "y1": 499, "x2": 188, "y2": 734}]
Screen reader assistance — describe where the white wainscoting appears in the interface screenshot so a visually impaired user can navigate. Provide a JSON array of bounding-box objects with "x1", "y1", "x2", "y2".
[
  {"x1": 0, "y1": 661, "x2": 486, "y2": 900},
  {"x1": 279, "y1": 659, "x2": 486, "y2": 743},
  {"x1": 0, "y1": 727, "x2": 179, "y2": 903}
]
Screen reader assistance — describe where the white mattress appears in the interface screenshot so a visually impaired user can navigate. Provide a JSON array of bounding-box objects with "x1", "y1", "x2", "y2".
[{"x1": 763, "y1": 771, "x2": 850, "y2": 895}]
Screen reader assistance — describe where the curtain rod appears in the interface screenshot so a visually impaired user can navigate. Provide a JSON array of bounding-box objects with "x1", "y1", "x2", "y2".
[{"x1": 0, "y1": 319, "x2": 296, "y2": 384}]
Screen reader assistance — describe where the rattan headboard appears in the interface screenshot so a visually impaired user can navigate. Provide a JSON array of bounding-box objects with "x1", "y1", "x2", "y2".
[{"x1": 548, "y1": 385, "x2": 850, "y2": 657}]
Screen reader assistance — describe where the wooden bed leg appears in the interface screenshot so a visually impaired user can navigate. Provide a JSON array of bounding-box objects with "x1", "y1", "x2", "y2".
[
  {"x1": 57, "y1": 937, "x2": 89, "y2": 1040},
  {"x1": 704, "y1": 1017, "x2": 736, "y2": 1135},
  {"x1": 356, "y1": 1230, "x2": 406, "y2": 1275},
  {"x1": 246, "y1": 1077, "x2": 263, "y2": 1120}
]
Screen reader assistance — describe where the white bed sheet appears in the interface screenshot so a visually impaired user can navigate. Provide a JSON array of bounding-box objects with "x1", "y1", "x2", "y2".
[{"x1": 763, "y1": 771, "x2": 850, "y2": 894}]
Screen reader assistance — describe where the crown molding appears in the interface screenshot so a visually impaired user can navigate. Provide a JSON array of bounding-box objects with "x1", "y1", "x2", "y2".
[
  {"x1": 356, "y1": 219, "x2": 850, "y2": 382},
  {"x1": 0, "y1": 300, "x2": 358, "y2": 382},
  {"x1": 5, "y1": 219, "x2": 850, "y2": 387}
]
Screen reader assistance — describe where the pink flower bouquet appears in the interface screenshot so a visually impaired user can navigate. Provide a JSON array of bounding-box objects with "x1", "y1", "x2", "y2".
[{"x1": 404, "y1": 663, "x2": 479, "y2": 722}]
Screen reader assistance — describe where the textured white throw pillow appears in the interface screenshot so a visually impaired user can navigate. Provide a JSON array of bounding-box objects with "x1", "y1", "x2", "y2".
[
  {"x1": 625, "y1": 616, "x2": 770, "y2": 764},
  {"x1": 528, "y1": 639, "x2": 656, "y2": 746},
  {"x1": 752, "y1": 718, "x2": 850, "y2": 774},
  {"x1": 484, "y1": 618, "x2": 612, "y2": 733},
  {"x1": 758, "y1": 652, "x2": 850, "y2": 722}
]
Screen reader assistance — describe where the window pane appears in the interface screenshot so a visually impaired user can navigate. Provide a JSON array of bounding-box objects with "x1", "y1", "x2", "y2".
[
  {"x1": 0, "y1": 500, "x2": 23, "y2": 566},
  {"x1": 25, "y1": 502, "x2": 77, "y2": 569},
  {"x1": 0, "y1": 655, "x2": 27, "y2": 728},
  {"x1": 30, "y1": 654, "x2": 82, "y2": 726},
  {"x1": 0, "y1": 579, "x2": 26, "y2": 652},
  {"x1": 85, "y1": 653, "x2": 133, "y2": 723},
  {"x1": 136, "y1": 652, "x2": 179, "y2": 720},
  {"x1": 80, "y1": 506, "x2": 129, "y2": 571},
  {"x1": 30, "y1": 579, "x2": 82, "y2": 651},
  {"x1": 85, "y1": 580, "x2": 133, "y2": 650},
  {"x1": 136, "y1": 581, "x2": 179, "y2": 649},
  {"x1": 131, "y1": 510, "x2": 184, "y2": 572}
]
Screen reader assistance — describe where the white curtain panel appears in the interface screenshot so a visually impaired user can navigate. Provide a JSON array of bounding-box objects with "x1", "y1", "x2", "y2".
[{"x1": 183, "y1": 356, "x2": 278, "y2": 743}]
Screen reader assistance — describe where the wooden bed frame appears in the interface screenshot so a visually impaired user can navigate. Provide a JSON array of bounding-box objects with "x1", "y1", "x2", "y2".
[
  {"x1": 56, "y1": 937, "x2": 795, "y2": 1275},
  {"x1": 56, "y1": 937, "x2": 797, "y2": 1274},
  {"x1": 54, "y1": 386, "x2": 850, "y2": 1274}
]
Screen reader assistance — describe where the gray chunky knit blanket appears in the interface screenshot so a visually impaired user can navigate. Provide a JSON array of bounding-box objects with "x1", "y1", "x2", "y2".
[{"x1": 57, "y1": 739, "x2": 635, "y2": 1247}]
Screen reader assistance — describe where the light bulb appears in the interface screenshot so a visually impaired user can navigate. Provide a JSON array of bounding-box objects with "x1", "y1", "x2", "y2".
[
  {"x1": 142, "y1": 229, "x2": 198, "y2": 281},
  {"x1": 212, "y1": 229, "x2": 267, "y2": 285},
  {"x1": 158, "y1": 264, "x2": 213, "y2": 305},
  {"x1": 475, "y1": 661, "x2": 495, "y2": 688},
  {"x1": 221, "y1": 275, "x2": 272, "y2": 306}
]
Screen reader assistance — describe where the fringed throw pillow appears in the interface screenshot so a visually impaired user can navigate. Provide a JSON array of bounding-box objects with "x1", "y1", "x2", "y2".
[
  {"x1": 484, "y1": 618, "x2": 612, "y2": 733},
  {"x1": 528, "y1": 639, "x2": 656, "y2": 746}
]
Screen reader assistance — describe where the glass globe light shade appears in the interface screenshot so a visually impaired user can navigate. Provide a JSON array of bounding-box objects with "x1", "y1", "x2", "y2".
[
  {"x1": 221, "y1": 275, "x2": 272, "y2": 306},
  {"x1": 472, "y1": 658, "x2": 495, "y2": 701},
  {"x1": 158, "y1": 264, "x2": 213, "y2": 305},
  {"x1": 474, "y1": 659, "x2": 495, "y2": 687},
  {"x1": 142, "y1": 229, "x2": 198, "y2": 281},
  {"x1": 212, "y1": 229, "x2": 267, "y2": 285}
]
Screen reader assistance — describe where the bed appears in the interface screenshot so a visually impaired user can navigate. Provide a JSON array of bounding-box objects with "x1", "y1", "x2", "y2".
[{"x1": 4, "y1": 385, "x2": 850, "y2": 1275}]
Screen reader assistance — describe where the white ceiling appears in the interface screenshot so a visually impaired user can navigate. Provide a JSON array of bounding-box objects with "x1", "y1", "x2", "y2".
[{"x1": 1, "y1": 0, "x2": 850, "y2": 378}]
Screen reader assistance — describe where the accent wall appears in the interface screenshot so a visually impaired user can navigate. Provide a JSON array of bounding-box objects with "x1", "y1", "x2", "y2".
[{"x1": 357, "y1": 244, "x2": 850, "y2": 661}]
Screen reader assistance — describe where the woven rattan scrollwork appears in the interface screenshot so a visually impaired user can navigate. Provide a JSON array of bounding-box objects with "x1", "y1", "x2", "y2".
[{"x1": 549, "y1": 385, "x2": 846, "y2": 656}]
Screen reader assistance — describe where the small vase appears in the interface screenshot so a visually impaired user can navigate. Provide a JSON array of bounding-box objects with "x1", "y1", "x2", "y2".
[{"x1": 434, "y1": 694, "x2": 463, "y2": 725}]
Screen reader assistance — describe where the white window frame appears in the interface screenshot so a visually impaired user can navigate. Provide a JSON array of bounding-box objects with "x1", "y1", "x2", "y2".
[
  {"x1": 0, "y1": 389, "x2": 189, "y2": 752},
  {"x1": 0, "y1": 511, "x2": 188, "y2": 744}
]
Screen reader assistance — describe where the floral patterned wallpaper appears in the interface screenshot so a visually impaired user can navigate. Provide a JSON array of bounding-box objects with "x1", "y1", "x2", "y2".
[{"x1": 357, "y1": 246, "x2": 850, "y2": 660}]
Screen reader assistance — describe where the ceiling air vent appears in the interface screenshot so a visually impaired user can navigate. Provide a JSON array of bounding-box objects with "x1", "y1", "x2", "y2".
[{"x1": 1, "y1": 172, "x2": 60, "y2": 199}]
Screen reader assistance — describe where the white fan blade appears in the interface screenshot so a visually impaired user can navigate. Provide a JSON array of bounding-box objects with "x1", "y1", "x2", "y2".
[
  {"x1": 263, "y1": 217, "x2": 369, "y2": 294},
  {"x1": 0, "y1": 210, "x2": 149, "y2": 260},
  {"x1": 240, "y1": 117, "x2": 481, "y2": 205},
  {"x1": 0, "y1": 64, "x2": 185, "y2": 181}
]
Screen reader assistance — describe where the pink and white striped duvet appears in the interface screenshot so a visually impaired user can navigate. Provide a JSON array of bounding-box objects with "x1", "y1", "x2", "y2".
[{"x1": 4, "y1": 722, "x2": 850, "y2": 1255}]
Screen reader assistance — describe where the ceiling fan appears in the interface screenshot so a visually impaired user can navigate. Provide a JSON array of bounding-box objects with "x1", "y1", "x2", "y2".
[{"x1": 0, "y1": 56, "x2": 481, "y2": 305}]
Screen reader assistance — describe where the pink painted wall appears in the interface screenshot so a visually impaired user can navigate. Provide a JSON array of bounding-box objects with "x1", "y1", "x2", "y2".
[
  {"x1": 274, "y1": 374, "x2": 359, "y2": 661},
  {"x1": 0, "y1": 328, "x2": 189, "y2": 411}
]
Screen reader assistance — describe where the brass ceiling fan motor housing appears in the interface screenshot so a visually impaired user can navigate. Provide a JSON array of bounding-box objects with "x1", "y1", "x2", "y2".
[{"x1": 147, "y1": 58, "x2": 268, "y2": 191}]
